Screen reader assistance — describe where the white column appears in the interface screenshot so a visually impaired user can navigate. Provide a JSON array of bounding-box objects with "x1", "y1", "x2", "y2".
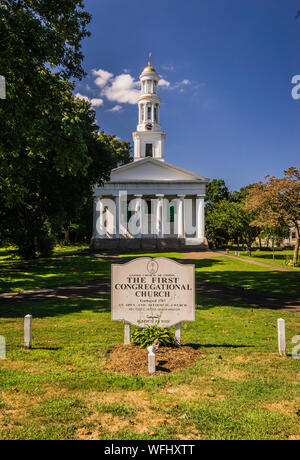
[
  {"x1": 156, "y1": 194, "x2": 164, "y2": 237},
  {"x1": 144, "y1": 104, "x2": 147, "y2": 122},
  {"x1": 114, "y1": 193, "x2": 120, "y2": 238},
  {"x1": 134, "y1": 194, "x2": 143, "y2": 238},
  {"x1": 196, "y1": 195, "x2": 205, "y2": 239},
  {"x1": 177, "y1": 195, "x2": 185, "y2": 238},
  {"x1": 151, "y1": 103, "x2": 154, "y2": 122},
  {"x1": 99, "y1": 197, "x2": 105, "y2": 237},
  {"x1": 93, "y1": 196, "x2": 101, "y2": 239}
]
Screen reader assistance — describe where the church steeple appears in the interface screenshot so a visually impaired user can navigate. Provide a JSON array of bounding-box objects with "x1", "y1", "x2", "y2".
[{"x1": 132, "y1": 57, "x2": 166, "y2": 161}]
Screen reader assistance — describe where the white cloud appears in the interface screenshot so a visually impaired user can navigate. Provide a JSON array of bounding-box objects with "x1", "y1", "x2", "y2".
[
  {"x1": 76, "y1": 68, "x2": 201, "y2": 110},
  {"x1": 109, "y1": 104, "x2": 122, "y2": 112},
  {"x1": 75, "y1": 92, "x2": 103, "y2": 107},
  {"x1": 157, "y1": 78, "x2": 191, "y2": 91},
  {"x1": 102, "y1": 74, "x2": 140, "y2": 105},
  {"x1": 92, "y1": 69, "x2": 114, "y2": 88},
  {"x1": 161, "y1": 64, "x2": 174, "y2": 72},
  {"x1": 170, "y1": 79, "x2": 191, "y2": 90},
  {"x1": 90, "y1": 98, "x2": 104, "y2": 107},
  {"x1": 158, "y1": 78, "x2": 170, "y2": 87},
  {"x1": 75, "y1": 92, "x2": 90, "y2": 102}
]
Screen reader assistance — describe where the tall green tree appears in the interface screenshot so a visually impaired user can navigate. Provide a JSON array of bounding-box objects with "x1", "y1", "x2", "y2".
[
  {"x1": 0, "y1": 1, "x2": 131, "y2": 257},
  {"x1": 205, "y1": 179, "x2": 229, "y2": 207},
  {"x1": 206, "y1": 199, "x2": 260, "y2": 254}
]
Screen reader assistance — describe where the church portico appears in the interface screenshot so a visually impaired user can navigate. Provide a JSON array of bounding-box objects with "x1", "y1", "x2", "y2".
[
  {"x1": 91, "y1": 58, "x2": 209, "y2": 252},
  {"x1": 91, "y1": 192, "x2": 206, "y2": 250}
]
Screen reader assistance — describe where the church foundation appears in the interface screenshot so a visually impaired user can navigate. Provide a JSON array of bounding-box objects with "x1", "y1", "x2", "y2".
[{"x1": 90, "y1": 237, "x2": 208, "y2": 252}]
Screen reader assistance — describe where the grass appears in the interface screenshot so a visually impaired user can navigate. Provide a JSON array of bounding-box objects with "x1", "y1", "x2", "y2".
[
  {"x1": 193, "y1": 256, "x2": 300, "y2": 297},
  {"x1": 229, "y1": 249, "x2": 300, "y2": 271},
  {"x1": 1, "y1": 246, "x2": 300, "y2": 298},
  {"x1": 1, "y1": 245, "x2": 299, "y2": 440},
  {"x1": 0, "y1": 294, "x2": 300, "y2": 440},
  {"x1": 0, "y1": 245, "x2": 110, "y2": 293}
]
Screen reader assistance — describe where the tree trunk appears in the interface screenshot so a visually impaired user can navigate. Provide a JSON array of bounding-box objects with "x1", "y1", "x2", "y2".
[
  {"x1": 293, "y1": 225, "x2": 300, "y2": 264},
  {"x1": 64, "y1": 228, "x2": 70, "y2": 242},
  {"x1": 246, "y1": 240, "x2": 252, "y2": 257},
  {"x1": 258, "y1": 236, "x2": 262, "y2": 250}
]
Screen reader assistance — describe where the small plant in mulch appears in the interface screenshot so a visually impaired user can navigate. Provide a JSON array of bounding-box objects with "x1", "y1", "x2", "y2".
[{"x1": 131, "y1": 326, "x2": 176, "y2": 348}]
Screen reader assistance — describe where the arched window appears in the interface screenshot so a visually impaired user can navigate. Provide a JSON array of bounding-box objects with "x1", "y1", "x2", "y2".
[
  {"x1": 147, "y1": 105, "x2": 151, "y2": 120},
  {"x1": 154, "y1": 106, "x2": 157, "y2": 122}
]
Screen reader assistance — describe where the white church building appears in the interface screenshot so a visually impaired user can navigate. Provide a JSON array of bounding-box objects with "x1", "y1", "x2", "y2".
[{"x1": 91, "y1": 60, "x2": 209, "y2": 251}]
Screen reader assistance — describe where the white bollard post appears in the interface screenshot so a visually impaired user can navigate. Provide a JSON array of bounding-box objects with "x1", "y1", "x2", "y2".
[
  {"x1": 147, "y1": 345, "x2": 156, "y2": 374},
  {"x1": 0, "y1": 336, "x2": 6, "y2": 359},
  {"x1": 277, "y1": 318, "x2": 286, "y2": 356},
  {"x1": 124, "y1": 322, "x2": 131, "y2": 345},
  {"x1": 175, "y1": 323, "x2": 181, "y2": 346},
  {"x1": 24, "y1": 315, "x2": 32, "y2": 349}
]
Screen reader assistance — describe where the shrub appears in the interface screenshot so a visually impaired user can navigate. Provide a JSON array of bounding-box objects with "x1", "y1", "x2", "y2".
[{"x1": 131, "y1": 326, "x2": 176, "y2": 348}]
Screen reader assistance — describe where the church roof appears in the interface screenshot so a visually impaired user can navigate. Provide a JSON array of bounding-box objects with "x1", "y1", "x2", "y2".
[{"x1": 108, "y1": 157, "x2": 209, "y2": 183}]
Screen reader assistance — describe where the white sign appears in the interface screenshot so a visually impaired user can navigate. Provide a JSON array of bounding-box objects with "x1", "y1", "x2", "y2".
[{"x1": 111, "y1": 257, "x2": 195, "y2": 327}]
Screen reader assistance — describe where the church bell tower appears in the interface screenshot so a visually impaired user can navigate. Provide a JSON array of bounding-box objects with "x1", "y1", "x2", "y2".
[{"x1": 132, "y1": 57, "x2": 166, "y2": 161}]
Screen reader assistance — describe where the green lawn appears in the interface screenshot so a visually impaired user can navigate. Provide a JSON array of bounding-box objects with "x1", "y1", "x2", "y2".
[
  {"x1": 1, "y1": 246, "x2": 300, "y2": 298},
  {"x1": 229, "y1": 249, "x2": 300, "y2": 271},
  {"x1": 0, "y1": 295, "x2": 299, "y2": 440},
  {"x1": 193, "y1": 256, "x2": 300, "y2": 297},
  {"x1": 0, "y1": 245, "x2": 110, "y2": 293}
]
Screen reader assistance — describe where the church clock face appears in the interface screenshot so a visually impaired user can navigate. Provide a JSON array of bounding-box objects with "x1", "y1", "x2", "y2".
[{"x1": 146, "y1": 123, "x2": 152, "y2": 131}]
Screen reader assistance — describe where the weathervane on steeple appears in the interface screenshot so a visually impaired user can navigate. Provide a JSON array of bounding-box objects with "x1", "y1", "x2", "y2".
[{"x1": 148, "y1": 52, "x2": 152, "y2": 66}]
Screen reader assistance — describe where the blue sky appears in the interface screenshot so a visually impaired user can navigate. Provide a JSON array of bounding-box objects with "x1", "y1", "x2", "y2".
[{"x1": 75, "y1": 0, "x2": 300, "y2": 191}]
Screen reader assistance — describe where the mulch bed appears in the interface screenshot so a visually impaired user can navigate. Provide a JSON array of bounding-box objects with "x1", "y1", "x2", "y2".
[{"x1": 105, "y1": 344, "x2": 200, "y2": 376}]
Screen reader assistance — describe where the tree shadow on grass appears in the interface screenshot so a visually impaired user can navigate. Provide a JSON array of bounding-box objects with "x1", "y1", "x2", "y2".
[
  {"x1": 194, "y1": 267, "x2": 300, "y2": 306},
  {"x1": 0, "y1": 297, "x2": 111, "y2": 319},
  {"x1": 185, "y1": 343, "x2": 254, "y2": 350},
  {"x1": 31, "y1": 347, "x2": 61, "y2": 351},
  {"x1": 0, "y1": 257, "x2": 111, "y2": 293}
]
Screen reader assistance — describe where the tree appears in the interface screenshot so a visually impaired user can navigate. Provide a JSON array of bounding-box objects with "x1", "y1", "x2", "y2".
[
  {"x1": 260, "y1": 225, "x2": 290, "y2": 257},
  {"x1": 0, "y1": 1, "x2": 131, "y2": 257},
  {"x1": 61, "y1": 131, "x2": 132, "y2": 243},
  {"x1": 97, "y1": 132, "x2": 132, "y2": 169},
  {"x1": 205, "y1": 179, "x2": 229, "y2": 206},
  {"x1": 245, "y1": 167, "x2": 300, "y2": 263},
  {"x1": 206, "y1": 199, "x2": 260, "y2": 254}
]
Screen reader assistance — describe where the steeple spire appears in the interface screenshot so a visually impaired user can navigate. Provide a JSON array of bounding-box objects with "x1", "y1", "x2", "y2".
[{"x1": 132, "y1": 59, "x2": 166, "y2": 162}]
